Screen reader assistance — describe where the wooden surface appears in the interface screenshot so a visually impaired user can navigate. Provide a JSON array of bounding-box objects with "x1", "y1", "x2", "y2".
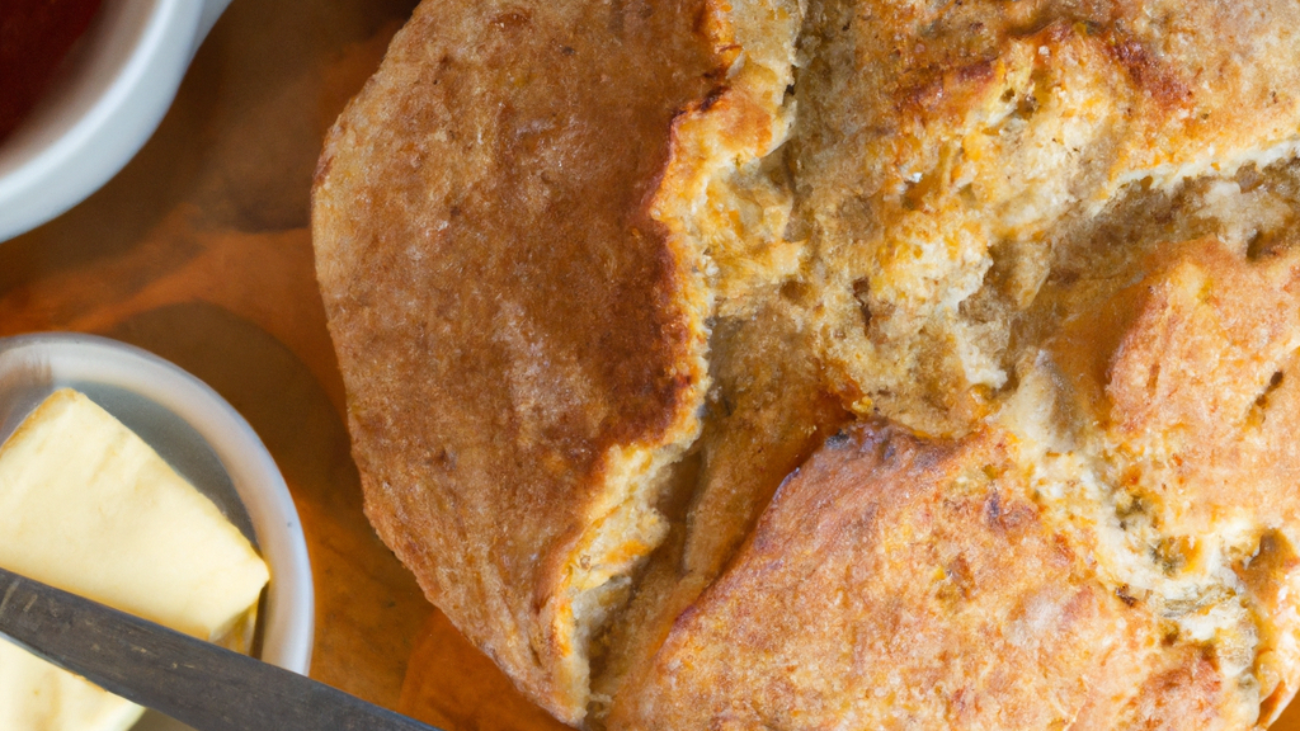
[{"x1": 1, "y1": 1, "x2": 1297, "y2": 729}]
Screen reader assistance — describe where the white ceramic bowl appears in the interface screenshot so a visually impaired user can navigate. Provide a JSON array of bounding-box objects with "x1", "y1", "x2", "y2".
[
  {"x1": 0, "y1": 333, "x2": 314, "y2": 730},
  {"x1": 0, "y1": 0, "x2": 231, "y2": 242}
]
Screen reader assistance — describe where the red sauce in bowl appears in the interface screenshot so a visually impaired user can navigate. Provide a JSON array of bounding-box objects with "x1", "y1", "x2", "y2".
[{"x1": 0, "y1": 0, "x2": 104, "y2": 141}]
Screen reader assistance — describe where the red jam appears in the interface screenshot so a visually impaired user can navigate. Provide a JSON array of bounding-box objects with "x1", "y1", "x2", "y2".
[{"x1": 0, "y1": 0, "x2": 104, "y2": 141}]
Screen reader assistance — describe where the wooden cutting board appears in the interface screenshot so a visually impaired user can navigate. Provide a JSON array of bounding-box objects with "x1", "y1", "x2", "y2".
[{"x1": 0, "y1": 2, "x2": 1294, "y2": 729}]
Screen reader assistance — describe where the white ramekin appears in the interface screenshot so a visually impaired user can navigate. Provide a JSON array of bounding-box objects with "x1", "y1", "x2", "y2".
[
  {"x1": 0, "y1": 0, "x2": 231, "y2": 242},
  {"x1": 0, "y1": 333, "x2": 314, "y2": 730}
]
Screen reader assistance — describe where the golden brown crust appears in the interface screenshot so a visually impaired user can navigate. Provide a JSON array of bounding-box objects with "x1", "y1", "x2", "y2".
[
  {"x1": 1103, "y1": 242, "x2": 1300, "y2": 536},
  {"x1": 312, "y1": 0, "x2": 722, "y2": 721},
  {"x1": 608, "y1": 424, "x2": 1247, "y2": 730},
  {"x1": 1039, "y1": 238, "x2": 1300, "y2": 525}
]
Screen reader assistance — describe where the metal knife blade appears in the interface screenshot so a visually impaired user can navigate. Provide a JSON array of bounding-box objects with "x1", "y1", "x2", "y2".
[{"x1": 0, "y1": 565, "x2": 441, "y2": 731}]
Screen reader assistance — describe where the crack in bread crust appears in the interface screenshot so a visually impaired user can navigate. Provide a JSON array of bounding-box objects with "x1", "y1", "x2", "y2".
[{"x1": 792, "y1": 0, "x2": 1300, "y2": 437}]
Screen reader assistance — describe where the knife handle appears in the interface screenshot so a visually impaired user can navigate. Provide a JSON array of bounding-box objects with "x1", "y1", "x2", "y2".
[{"x1": 0, "y1": 566, "x2": 441, "y2": 731}]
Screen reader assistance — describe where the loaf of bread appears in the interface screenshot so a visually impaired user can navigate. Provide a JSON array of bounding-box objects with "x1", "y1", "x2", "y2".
[{"x1": 313, "y1": 0, "x2": 1300, "y2": 728}]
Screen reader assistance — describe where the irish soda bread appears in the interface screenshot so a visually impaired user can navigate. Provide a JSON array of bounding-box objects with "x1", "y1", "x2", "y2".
[{"x1": 313, "y1": 0, "x2": 1300, "y2": 727}]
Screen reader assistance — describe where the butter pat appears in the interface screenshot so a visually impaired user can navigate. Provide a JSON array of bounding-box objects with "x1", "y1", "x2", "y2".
[
  {"x1": 0, "y1": 388, "x2": 271, "y2": 731},
  {"x1": 0, "y1": 646, "x2": 145, "y2": 731}
]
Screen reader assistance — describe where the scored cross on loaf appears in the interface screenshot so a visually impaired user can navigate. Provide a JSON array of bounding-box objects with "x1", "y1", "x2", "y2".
[{"x1": 313, "y1": 0, "x2": 1300, "y2": 727}]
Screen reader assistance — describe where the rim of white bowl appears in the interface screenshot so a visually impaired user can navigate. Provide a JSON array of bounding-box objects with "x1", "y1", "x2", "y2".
[
  {"x1": 0, "y1": 0, "x2": 232, "y2": 242},
  {"x1": 0, "y1": 332, "x2": 314, "y2": 675}
]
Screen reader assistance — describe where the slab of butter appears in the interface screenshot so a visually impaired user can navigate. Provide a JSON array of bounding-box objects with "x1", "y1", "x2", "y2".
[{"x1": 0, "y1": 388, "x2": 271, "y2": 731}]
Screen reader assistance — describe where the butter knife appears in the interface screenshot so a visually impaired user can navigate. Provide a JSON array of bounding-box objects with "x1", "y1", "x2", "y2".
[{"x1": 0, "y1": 566, "x2": 441, "y2": 731}]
